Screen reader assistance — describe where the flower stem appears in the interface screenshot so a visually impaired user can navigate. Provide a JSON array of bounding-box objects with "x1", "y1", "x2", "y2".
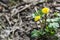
[{"x1": 43, "y1": 14, "x2": 47, "y2": 29}]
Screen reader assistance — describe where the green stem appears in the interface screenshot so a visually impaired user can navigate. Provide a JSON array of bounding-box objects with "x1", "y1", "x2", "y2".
[
  {"x1": 44, "y1": 14, "x2": 47, "y2": 29},
  {"x1": 45, "y1": 14, "x2": 47, "y2": 27}
]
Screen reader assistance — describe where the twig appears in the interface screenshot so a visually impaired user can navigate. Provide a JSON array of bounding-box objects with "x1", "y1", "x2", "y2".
[
  {"x1": 34, "y1": 6, "x2": 38, "y2": 14},
  {"x1": 11, "y1": 4, "x2": 32, "y2": 16},
  {"x1": 0, "y1": 2, "x2": 8, "y2": 8},
  {"x1": 0, "y1": 13, "x2": 4, "y2": 16},
  {"x1": 4, "y1": 14, "x2": 11, "y2": 25},
  {"x1": 48, "y1": 4, "x2": 60, "y2": 7}
]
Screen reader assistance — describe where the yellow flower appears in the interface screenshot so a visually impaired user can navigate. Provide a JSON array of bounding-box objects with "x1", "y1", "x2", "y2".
[
  {"x1": 34, "y1": 16, "x2": 40, "y2": 22},
  {"x1": 42, "y1": 7, "x2": 50, "y2": 14}
]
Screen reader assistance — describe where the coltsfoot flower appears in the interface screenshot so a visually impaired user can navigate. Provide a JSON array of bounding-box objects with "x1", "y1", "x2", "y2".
[
  {"x1": 34, "y1": 16, "x2": 40, "y2": 22},
  {"x1": 42, "y1": 7, "x2": 50, "y2": 14}
]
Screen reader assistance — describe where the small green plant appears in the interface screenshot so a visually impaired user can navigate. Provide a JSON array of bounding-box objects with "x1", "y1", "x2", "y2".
[
  {"x1": 31, "y1": 26, "x2": 58, "y2": 40},
  {"x1": 31, "y1": 7, "x2": 59, "y2": 40}
]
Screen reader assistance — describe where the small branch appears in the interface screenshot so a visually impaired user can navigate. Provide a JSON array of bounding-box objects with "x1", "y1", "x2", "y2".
[
  {"x1": 11, "y1": 4, "x2": 32, "y2": 16},
  {"x1": 0, "y1": 13, "x2": 4, "y2": 16},
  {"x1": 0, "y1": 2, "x2": 8, "y2": 8},
  {"x1": 52, "y1": 4, "x2": 60, "y2": 7},
  {"x1": 4, "y1": 14, "x2": 11, "y2": 25},
  {"x1": 48, "y1": 4, "x2": 60, "y2": 7}
]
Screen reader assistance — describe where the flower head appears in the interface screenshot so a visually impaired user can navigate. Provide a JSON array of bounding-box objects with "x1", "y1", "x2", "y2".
[
  {"x1": 42, "y1": 7, "x2": 50, "y2": 14},
  {"x1": 34, "y1": 16, "x2": 40, "y2": 22}
]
